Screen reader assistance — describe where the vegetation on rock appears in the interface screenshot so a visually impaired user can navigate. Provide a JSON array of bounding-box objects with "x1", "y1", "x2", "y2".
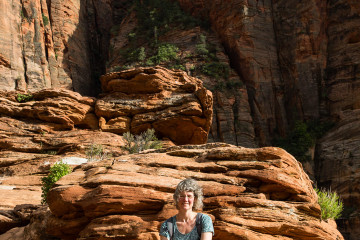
[
  {"x1": 108, "y1": 0, "x2": 233, "y2": 87},
  {"x1": 122, "y1": 129, "x2": 162, "y2": 154},
  {"x1": 274, "y1": 120, "x2": 334, "y2": 162},
  {"x1": 86, "y1": 144, "x2": 110, "y2": 162},
  {"x1": 16, "y1": 93, "x2": 33, "y2": 103},
  {"x1": 41, "y1": 161, "x2": 71, "y2": 204},
  {"x1": 42, "y1": 14, "x2": 49, "y2": 26},
  {"x1": 315, "y1": 188, "x2": 343, "y2": 220}
]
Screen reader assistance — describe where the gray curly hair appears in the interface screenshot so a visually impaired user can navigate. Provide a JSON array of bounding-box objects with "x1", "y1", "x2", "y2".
[{"x1": 173, "y1": 178, "x2": 203, "y2": 210}]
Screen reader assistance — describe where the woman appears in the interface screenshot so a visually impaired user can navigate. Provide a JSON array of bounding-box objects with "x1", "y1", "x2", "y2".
[{"x1": 160, "y1": 178, "x2": 214, "y2": 240}]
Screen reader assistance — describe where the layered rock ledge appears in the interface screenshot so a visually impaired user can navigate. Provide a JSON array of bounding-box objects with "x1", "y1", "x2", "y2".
[
  {"x1": 97, "y1": 66, "x2": 213, "y2": 144},
  {"x1": 0, "y1": 144, "x2": 343, "y2": 240}
]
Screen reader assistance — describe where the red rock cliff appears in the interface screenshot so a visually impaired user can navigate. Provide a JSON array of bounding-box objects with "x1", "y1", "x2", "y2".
[{"x1": 0, "y1": 0, "x2": 359, "y2": 238}]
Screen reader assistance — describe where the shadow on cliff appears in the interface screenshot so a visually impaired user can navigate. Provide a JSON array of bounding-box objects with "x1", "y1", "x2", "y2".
[{"x1": 60, "y1": 0, "x2": 113, "y2": 97}]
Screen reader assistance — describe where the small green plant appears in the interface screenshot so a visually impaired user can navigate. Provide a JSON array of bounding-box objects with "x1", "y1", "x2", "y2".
[
  {"x1": 273, "y1": 120, "x2": 334, "y2": 162},
  {"x1": 41, "y1": 161, "x2": 71, "y2": 204},
  {"x1": 147, "y1": 43, "x2": 179, "y2": 65},
  {"x1": 196, "y1": 34, "x2": 209, "y2": 56},
  {"x1": 20, "y1": 9, "x2": 25, "y2": 20},
  {"x1": 86, "y1": 144, "x2": 109, "y2": 162},
  {"x1": 16, "y1": 93, "x2": 33, "y2": 103},
  {"x1": 128, "y1": 32, "x2": 137, "y2": 41},
  {"x1": 315, "y1": 188, "x2": 343, "y2": 220},
  {"x1": 135, "y1": 0, "x2": 204, "y2": 41},
  {"x1": 43, "y1": 150, "x2": 57, "y2": 155},
  {"x1": 201, "y1": 62, "x2": 229, "y2": 80},
  {"x1": 42, "y1": 14, "x2": 49, "y2": 26},
  {"x1": 122, "y1": 129, "x2": 162, "y2": 154}
]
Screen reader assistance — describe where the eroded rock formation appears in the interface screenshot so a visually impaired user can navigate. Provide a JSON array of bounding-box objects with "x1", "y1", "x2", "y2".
[
  {"x1": 97, "y1": 66, "x2": 213, "y2": 144},
  {"x1": 0, "y1": 144, "x2": 344, "y2": 240},
  {"x1": 0, "y1": 0, "x2": 359, "y2": 237}
]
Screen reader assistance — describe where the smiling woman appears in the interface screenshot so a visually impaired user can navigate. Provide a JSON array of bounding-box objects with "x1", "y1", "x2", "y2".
[{"x1": 160, "y1": 178, "x2": 214, "y2": 240}]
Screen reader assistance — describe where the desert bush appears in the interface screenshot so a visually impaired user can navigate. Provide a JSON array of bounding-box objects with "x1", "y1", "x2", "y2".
[
  {"x1": 146, "y1": 44, "x2": 179, "y2": 65},
  {"x1": 42, "y1": 14, "x2": 49, "y2": 26},
  {"x1": 122, "y1": 129, "x2": 162, "y2": 154},
  {"x1": 273, "y1": 120, "x2": 334, "y2": 162},
  {"x1": 135, "y1": 0, "x2": 204, "y2": 41},
  {"x1": 315, "y1": 188, "x2": 343, "y2": 220},
  {"x1": 196, "y1": 34, "x2": 209, "y2": 56},
  {"x1": 86, "y1": 144, "x2": 109, "y2": 162},
  {"x1": 16, "y1": 93, "x2": 33, "y2": 103},
  {"x1": 201, "y1": 62, "x2": 229, "y2": 80},
  {"x1": 41, "y1": 161, "x2": 71, "y2": 204}
]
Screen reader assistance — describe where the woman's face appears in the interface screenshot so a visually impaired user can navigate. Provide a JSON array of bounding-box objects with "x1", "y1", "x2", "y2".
[{"x1": 178, "y1": 191, "x2": 195, "y2": 210}]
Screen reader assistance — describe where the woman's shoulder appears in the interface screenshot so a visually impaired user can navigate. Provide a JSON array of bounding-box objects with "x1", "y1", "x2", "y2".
[
  {"x1": 199, "y1": 213, "x2": 212, "y2": 222},
  {"x1": 198, "y1": 213, "x2": 214, "y2": 233},
  {"x1": 160, "y1": 215, "x2": 176, "y2": 237},
  {"x1": 161, "y1": 215, "x2": 176, "y2": 227}
]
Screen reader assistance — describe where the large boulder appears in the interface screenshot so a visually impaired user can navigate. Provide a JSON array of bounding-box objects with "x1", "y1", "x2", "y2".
[
  {"x1": 97, "y1": 66, "x2": 213, "y2": 144},
  {"x1": 0, "y1": 89, "x2": 96, "y2": 130},
  {"x1": 33, "y1": 143, "x2": 343, "y2": 240}
]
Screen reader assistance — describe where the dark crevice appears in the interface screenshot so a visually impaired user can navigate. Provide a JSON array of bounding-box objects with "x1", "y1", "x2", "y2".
[{"x1": 19, "y1": 1, "x2": 29, "y2": 86}]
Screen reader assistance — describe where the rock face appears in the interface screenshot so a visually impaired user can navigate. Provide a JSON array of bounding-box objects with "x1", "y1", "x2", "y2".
[
  {"x1": 0, "y1": 0, "x2": 359, "y2": 237},
  {"x1": 0, "y1": 89, "x2": 96, "y2": 130},
  {"x1": 0, "y1": 0, "x2": 112, "y2": 95},
  {"x1": 1, "y1": 143, "x2": 341, "y2": 240},
  {"x1": 97, "y1": 66, "x2": 213, "y2": 144},
  {"x1": 0, "y1": 67, "x2": 212, "y2": 146},
  {"x1": 316, "y1": 110, "x2": 360, "y2": 240}
]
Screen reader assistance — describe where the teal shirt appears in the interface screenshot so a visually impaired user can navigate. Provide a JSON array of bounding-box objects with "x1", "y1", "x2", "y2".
[{"x1": 160, "y1": 213, "x2": 214, "y2": 240}]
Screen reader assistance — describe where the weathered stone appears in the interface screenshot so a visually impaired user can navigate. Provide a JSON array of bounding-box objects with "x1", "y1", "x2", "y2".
[
  {"x1": 317, "y1": 110, "x2": 360, "y2": 239},
  {"x1": 0, "y1": 89, "x2": 95, "y2": 130},
  {"x1": 37, "y1": 144, "x2": 343, "y2": 240},
  {"x1": 97, "y1": 67, "x2": 213, "y2": 144}
]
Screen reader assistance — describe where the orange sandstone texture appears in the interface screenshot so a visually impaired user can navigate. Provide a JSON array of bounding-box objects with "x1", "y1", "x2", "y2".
[
  {"x1": 25, "y1": 144, "x2": 344, "y2": 240},
  {"x1": 97, "y1": 66, "x2": 213, "y2": 144}
]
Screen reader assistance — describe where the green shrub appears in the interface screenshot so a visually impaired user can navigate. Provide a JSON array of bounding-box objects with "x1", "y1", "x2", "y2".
[
  {"x1": 43, "y1": 150, "x2": 57, "y2": 155},
  {"x1": 315, "y1": 188, "x2": 343, "y2": 220},
  {"x1": 122, "y1": 129, "x2": 162, "y2": 154},
  {"x1": 273, "y1": 120, "x2": 334, "y2": 162},
  {"x1": 16, "y1": 93, "x2": 33, "y2": 103},
  {"x1": 274, "y1": 121, "x2": 314, "y2": 162},
  {"x1": 147, "y1": 43, "x2": 179, "y2": 65},
  {"x1": 196, "y1": 34, "x2": 209, "y2": 56},
  {"x1": 42, "y1": 14, "x2": 49, "y2": 26},
  {"x1": 170, "y1": 64, "x2": 186, "y2": 71},
  {"x1": 86, "y1": 144, "x2": 109, "y2": 162},
  {"x1": 135, "y1": 0, "x2": 204, "y2": 41},
  {"x1": 201, "y1": 62, "x2": 229, "y2": 80},
  {"x1": 41, "y1": 161, "x2": 71, "y2": 204}
]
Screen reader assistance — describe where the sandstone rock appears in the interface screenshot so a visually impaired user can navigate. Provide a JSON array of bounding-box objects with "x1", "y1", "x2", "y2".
[
  {"x1": 317, "y1": 109, "x2": 360, "y2": 239},
  {"x1": 107, "y1": 10, "x2": 257, "y2": 147},
  {"x1": 0, "y1": 204, "x2": 41, "y2": 234},
  {"x1": 0, "y1": 114, "x2": 125, "y2": 211},
  {"x1": 0, "y1": 0, "x2": 113, "y2": 95},
  {"x1": 0, "y1": 88, "x2": 95, "y2": 130},
  {"x1": 35, "y1": 143, "x2": 343, "y2": 240},
  {"x1": 97, "y1": 67, "x2": 213, "y2": 144},
  {"x1": 178, "y1": 0, "x2": 287, "y2": 146}
]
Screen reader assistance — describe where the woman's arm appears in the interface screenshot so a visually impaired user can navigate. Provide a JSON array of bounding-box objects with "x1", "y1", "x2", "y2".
[
  {"x1": 201, "y1": 232, "x2": 213, "y2": 240},
  {"x1": 160, "y1": 236, "x2": 168, "y2": 240}
]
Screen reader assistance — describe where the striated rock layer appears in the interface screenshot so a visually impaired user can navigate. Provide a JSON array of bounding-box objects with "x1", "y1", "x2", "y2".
[
  {"x1": 0, "y1": 0, "x2": 112, "y2": 95},
  {"x1": 0, "y1": 0, "x2": 359, "y2": 237},
  {"x1": 97, "y1": 66, "x2": 213, "y2": 144},
  {"x1": 0, "y1": 143, "x2": 342, "y2": 240}
]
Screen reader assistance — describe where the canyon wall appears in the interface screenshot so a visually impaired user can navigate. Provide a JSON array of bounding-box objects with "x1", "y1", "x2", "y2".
[{"x1": 0, "y1": 0, "x2": 359, "y2": 238}]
